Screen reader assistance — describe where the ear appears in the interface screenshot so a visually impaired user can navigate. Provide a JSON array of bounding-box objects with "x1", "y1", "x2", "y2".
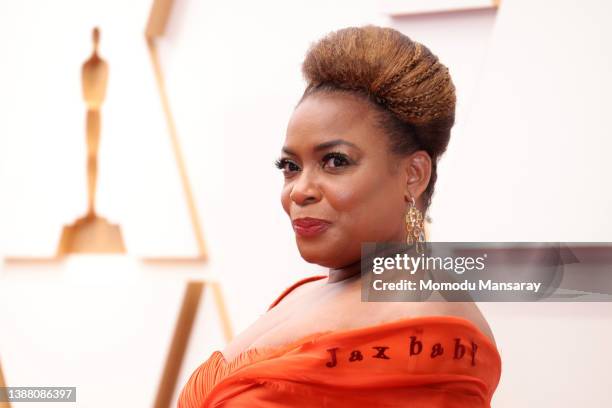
[{"x1": 401, "y1": 150, "x2": 432, "y2": 204}]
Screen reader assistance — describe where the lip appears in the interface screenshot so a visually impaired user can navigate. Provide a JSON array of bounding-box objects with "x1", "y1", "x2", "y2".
[{"x1": 292, "y1": 217, "x2": 331, "y2": 237}]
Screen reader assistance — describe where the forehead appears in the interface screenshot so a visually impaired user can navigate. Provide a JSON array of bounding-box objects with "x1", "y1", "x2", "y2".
[{"x1": 285, "y1": 91, "x2": 383, "y2": 149}]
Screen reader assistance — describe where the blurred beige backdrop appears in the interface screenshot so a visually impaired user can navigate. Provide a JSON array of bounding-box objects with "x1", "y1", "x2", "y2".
[{"x1": 1, "y1": 0, "x2": 611, "y2": 407}]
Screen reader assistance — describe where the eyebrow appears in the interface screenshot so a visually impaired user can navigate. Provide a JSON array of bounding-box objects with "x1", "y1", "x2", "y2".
[{"x1": 282, "y1": 139, "x2": 360, "y2": 155}]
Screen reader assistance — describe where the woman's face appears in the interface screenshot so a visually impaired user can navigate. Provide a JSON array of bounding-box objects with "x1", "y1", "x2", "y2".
[{"x1": 279, "y1": 91, "x2": 423, "y2": 269}]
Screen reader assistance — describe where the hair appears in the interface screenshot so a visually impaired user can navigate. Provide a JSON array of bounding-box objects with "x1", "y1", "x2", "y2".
[{"x1": 299, "y1": 25, "x2": 456, "y2": 213}]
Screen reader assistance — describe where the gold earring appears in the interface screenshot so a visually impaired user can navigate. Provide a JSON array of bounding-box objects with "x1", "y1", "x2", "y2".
[{"x1": 405, "y1": 195, "x2": 426, "y2": 254}]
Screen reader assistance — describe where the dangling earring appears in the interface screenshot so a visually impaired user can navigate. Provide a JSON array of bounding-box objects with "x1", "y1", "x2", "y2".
[{"x1": 405, "y1": 195, "x2": 426, "y2": 254}]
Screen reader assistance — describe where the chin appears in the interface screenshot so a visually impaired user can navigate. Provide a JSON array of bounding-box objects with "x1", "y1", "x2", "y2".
[
  {"x1": 296, "y1": 245, "x2": 327, "y2": 265},
  {"x1": 295, "y1": 239, "x2": 354, "y2": 269},
  {"x1": 295, "y1": 237, "x2": 336, "y2": 266}
]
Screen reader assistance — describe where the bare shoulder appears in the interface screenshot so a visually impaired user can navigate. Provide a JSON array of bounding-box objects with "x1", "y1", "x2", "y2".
[
  {"x1": 306, "y1": 278, "x2": 499, "y2": 348},
  {"x1": 237, "y1": 275, "x2": 497, "y2": 350},
  {"x1": 354, "y1": 291, "x2": 497, "y2": 347},
  {"x1": 273, "y1": 275, "x2": 328, "y2": 306},
  {"x1": 408, "y1": 301, "x2": 497, "y2": 347}
]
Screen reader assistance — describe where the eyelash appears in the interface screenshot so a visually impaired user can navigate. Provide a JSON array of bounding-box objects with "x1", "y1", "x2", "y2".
[
  {"x1": 274, "y1": 151, "x2": 352, "y2": 173},
  {"x1": 322, "y1": 152, "x2": 352, "y2": 168},
  {"x1": 274, "y1": 158, "x2": 299, "y2": 172}
]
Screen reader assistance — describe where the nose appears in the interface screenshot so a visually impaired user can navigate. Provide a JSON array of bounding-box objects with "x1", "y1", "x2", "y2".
[{"x1": 289, "y1": 168, "x2": 321, "y2": 205}]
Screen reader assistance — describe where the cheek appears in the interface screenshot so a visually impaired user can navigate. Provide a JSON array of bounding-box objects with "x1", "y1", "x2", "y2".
[
  {"x1": 280, "y1": 183, "x2": 291, "y2": 215},
  {"x1": 324, "y1": 172, "x2": 403, "y2": 235},
  {"x1": 324, "y1": 168, "x2": 391, "y2": 211},
  {"x1": 323, "y1": 184, "x2": 357, "y2": 209}
]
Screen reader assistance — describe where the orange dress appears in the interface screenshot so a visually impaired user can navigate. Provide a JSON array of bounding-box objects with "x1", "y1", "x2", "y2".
[{"x1": 177, "y1": 275, "x2": 502, "y2": 407}]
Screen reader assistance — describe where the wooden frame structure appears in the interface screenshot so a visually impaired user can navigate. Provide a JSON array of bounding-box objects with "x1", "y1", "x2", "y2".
[
  {"x1": 0, "y1": 359, "x2": 10, "y2": 408},
  {"x1": 145, "y1": 0, "x2": 234, "y2": 405},
  {"x1": 1, "y1": 2, "x2": 233, "y2": 407}
]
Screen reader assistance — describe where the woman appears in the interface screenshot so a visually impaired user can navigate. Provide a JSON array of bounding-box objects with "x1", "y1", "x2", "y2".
[{"x1": 178, "y1": 25, "x2": 501, "y2": 407}]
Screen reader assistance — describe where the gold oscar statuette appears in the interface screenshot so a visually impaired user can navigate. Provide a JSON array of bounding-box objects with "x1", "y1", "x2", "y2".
[{"x1": 57, "y1": 27, "x2": 126, "y2": 256}]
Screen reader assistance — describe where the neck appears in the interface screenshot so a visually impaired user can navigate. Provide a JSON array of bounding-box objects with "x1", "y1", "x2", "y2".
[{"x1": 327, "y1": 258, "x2": 362, "y2": 283}]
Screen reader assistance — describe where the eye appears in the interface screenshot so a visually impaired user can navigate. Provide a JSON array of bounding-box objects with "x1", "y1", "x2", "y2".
[
  {"x1": 322, "y1": 152, "x2": 351, "y2": 169},
  {"x1": 274, "y1": 157, "x2": 301, "y2": 175}
]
